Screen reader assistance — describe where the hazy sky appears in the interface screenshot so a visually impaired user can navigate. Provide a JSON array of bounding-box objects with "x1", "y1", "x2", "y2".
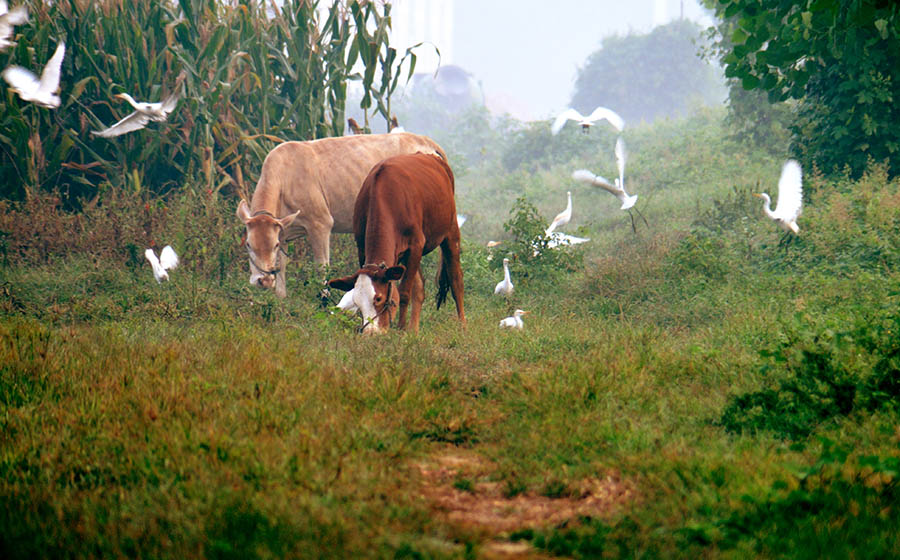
[{"x1": 390, "y1": 0, "x2": 714, "y2": 120}]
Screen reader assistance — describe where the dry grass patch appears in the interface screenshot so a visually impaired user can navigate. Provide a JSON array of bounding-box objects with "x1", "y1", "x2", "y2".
[{"x1": 412, "y1": 447, "x2": 637, "y2": 541}]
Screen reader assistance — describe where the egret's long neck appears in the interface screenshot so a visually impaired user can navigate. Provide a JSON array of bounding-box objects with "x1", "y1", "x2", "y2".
[
  {"x1": 760, "y1": 193, "x2": 776, "y2": 220},
  {"x1": 503, "y1": 262, "x2": 510, "y2": 283},
  {"x1": 119, "y1": 93, "x2": 140, "y2": 110},
  {"x1": 566, "y1": 193, "x2": 572, "y2": 213}
]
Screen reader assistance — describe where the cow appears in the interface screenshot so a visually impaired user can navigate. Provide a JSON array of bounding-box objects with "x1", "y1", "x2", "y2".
[
  {"x1": 326, "y1": 153, "x2": 465, "y2": 334},
  {"x1": 236, "y1": 133, "x2": 445, "y2": 298}
]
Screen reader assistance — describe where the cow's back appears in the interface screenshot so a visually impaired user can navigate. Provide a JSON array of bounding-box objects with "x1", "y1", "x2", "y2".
[
  {"x1": 355, "y1": 153, "x2": 457, "y2": 260},
  {"x1": 251, "y1": 133, "x2": 445, "y2": 234}
]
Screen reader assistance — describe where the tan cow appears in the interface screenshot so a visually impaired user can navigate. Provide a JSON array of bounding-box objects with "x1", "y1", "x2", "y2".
[{"x1": 236, "y1": 133, "x2": 445, "y2": 297}]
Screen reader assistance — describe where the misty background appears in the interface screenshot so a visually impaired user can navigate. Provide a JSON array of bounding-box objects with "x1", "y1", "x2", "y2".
[{"x1": 388, "y1": 0, "x2": 716, "y2": 121}]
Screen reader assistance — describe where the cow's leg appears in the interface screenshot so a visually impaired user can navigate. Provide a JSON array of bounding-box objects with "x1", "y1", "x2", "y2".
[
  {"x1": 306, "y1": 224, "x2": 332, "y2": 268},
  {"x1": 403, "y1": 240, "x2": 426, "y2": 333},
  {"x1": 275, "y1": 253, "x2": 289, "y2": 298},
  {"x1": 441, "y1": 238, "x2": 466, "y2": 325}
]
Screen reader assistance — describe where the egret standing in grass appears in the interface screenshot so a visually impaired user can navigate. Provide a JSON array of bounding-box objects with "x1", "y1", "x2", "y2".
[
  {"x1": 494, "y1": 257, "x2": 513, "y2": 297},
  {"x1": 499, "y1": 309, "x2": 529, "y2": 330},
  {"x1": 92, "y1": 77, "x2": 184, "y2": 138},
  {"x1": 545, "y1": 191, "x2": 572, "y2": 235},
  {"x1": 551, "y1": 106, "x2": 625, "y2": 135},
  {"x1": 2, "y1": 41, "x2": 65, "y2": 108},
  {"x1": 755, "y1": 159, "x2": 803, "y2": 235},
  {"x1": 145, "y1": 245, "x2": 179, "y2": 283}
]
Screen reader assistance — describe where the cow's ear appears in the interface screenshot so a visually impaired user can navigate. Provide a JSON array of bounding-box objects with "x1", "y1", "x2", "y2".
[
  {"x1": 236, "y1": 199, "x2": 252, "y2": 223},
  {"x1": 278, "y1": 209, "x2": 301, "y2": 229},
  {"x1": 328, "y1": 274, "x2": 357, "y2": 292},
  {"x1": 384, "y1": 265, "x2": 405, "y2": 281}
]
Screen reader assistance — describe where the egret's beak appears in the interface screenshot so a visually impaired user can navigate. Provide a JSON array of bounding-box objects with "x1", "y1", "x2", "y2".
[
  {"x1": 752, "y1": 193, "x2": 763, "y2": 198},
  {"x1": 113, "y1": 93, "x2": 126, "y2": 101}
]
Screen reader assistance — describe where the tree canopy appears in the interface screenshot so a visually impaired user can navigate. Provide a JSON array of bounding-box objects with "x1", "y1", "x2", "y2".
[
  {"x1": 706, "y1": 0, "x2": 900, "y2": 177},
  {"x1": 570, "y1": 19, "x2": 724, "y2": 125}
]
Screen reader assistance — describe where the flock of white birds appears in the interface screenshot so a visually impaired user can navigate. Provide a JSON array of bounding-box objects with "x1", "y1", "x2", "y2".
[
  {"x1": 490, "y1": 105, "x2": 803, "y2": 331},
  {"x1": 0, "y1": 8, "x2": 804, "y2": 321}
]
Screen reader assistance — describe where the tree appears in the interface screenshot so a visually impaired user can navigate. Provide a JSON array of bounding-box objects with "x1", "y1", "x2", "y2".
[
  {"x1": 570, "y1": 20, "x2": 724, "y2": 125},
  {"x1": 706, "y1": 1, "x2": 900, "y2": 177}
]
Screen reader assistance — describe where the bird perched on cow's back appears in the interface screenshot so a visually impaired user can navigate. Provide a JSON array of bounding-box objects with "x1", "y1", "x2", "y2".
[{"x1": 347, "y1": 117, "x2": 364, "y2": 135}]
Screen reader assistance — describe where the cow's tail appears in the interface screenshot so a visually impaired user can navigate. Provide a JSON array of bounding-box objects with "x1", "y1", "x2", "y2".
[{"x1": 435, "y1": 254, "x2": 451, "y2": 310}]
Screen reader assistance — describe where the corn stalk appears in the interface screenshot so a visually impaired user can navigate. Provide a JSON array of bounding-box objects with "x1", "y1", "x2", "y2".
[{"x1": 0, "y1": 0, "x2": 410, "y2": 203}]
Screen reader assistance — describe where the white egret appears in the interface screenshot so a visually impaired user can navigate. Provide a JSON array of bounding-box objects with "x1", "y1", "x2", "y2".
[
  {"x1": 615, "y1": 136, "x2": 627, "y2": 189},
  {"x1": 0, "y1": 1, "x2": 28, "y2": 51},
  {"x1": 456, "y1": 214, "x2": 467, "y2": 228},
  {"x1": 499, "y1": 309, "x2": 529, "y2": 329},
  {"x1": 2, "y1": 41, "x2": 65, "y2": 109},
  {"x1": 145, "y1": 245, "x2": 179, "y2": 283},
  {"x1": 572, "y1": 169, "x2": 636, "y2": 210},
  {"x1": 486, "y1": 240, "x2": 502, "y2": 248},
  {"x1": 547, "y1": 232, "x2": 590, "y2": 249},
  {"x1": 389, "y1": 115, "x2": 405, "y2": 133},
  {"x1": 755, "y1": 160, "x2": 803, "y2": 234},
  {"x1": 545, "y1": 191, "x2": 572, "y2": 235},
  {"x1": 551, "y1": 106, "x2": 625, "y2": 135},
  {"x1": 92, "y1": 85, "x2": 182, "y2": 138},
  {"x1": 494, "y1": 257, "x2": 513, "y2": 296}
]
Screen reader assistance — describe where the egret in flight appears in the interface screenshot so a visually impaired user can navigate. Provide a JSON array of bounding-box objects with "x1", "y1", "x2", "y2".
[
  {"x1": 551, "y1": 106, "x2": 624, "y2": 135},
  {"x1": 145, "y1": 245, "x2": 179, "y2": 283},
  {"x1": 499, "y1": 309, "x2": 529, "y2": 330},
  {"x1": 92, "y1": 81, "x2": 183, "y2": 138},
  {"x1": 755, "y1": 160, "x2": 803, "y2": 234},
  {"x1": 2, "y1": 41, "x2": 65, "y2": 108},
  {"x1": 494, "y1": 257, "x2": 513, "y2": 297},
  {"x1": 571, "y1": 169, "x2": 636, "y2": 210},
  {"x1": 0, "y1": 2, "x2": 28, "y2": 51}
]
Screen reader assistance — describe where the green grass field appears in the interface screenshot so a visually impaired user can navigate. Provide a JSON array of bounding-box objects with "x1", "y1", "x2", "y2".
[{"x1": 2, "y1": 109, "x2": 899, "y2": 558}]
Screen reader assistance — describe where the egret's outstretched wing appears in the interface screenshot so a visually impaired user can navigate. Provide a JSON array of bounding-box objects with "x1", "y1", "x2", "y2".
[
  {"x1": 159, "y1": 245, "x2": 179, "y2": 270},
  {"x1": 551, "y1": 108, "x2": 582, "y2": 135},
  {"x1": 158, "y1": 89, "x2": 181, "y2": 116},
  {"x1": 2, "y1": 65, "x2": 40, "y2": 96},
  {"x1": 615, "y1": 136, "x2": 627, "y2": 185},
  {"x1": 91, "y1": 111, "x2": 152, "y2": 137},
  {"x1": 587, "y1": 106, "x2": 625, "y2": 132},
  {"x1": 39, "y1": 42, "x2": 65, "y2": 92},
  {"x1": 572, "y1": 169, "x2": 618, "y2": 195},
  {"x1": 774, "y1": 159, "x2": 803, "y2": 222}
]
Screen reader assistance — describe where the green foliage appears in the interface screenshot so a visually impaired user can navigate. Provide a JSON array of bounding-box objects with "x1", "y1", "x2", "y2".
[
  {"x1": 714, "y1": 439, "x2": 900, "y2": 557},
  {"x1": 500, "y1": 196, "x2": 583, "y2": 282},
  {"x1": 570, "y1": 20, "x2": 724, "y2": 124},
  {"x1": 0, "y1": 0, "x2": 413, "y2": 203},
  {"x1": 706, "y1": 0, "x2": 900, "y2": 177}
]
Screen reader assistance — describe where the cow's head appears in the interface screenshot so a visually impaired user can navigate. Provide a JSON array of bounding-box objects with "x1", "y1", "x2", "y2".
[
  {"x1": 237, "y1": 200, "x2": 300, "y2": 291},
  {"x1": 327, "y1": 263, "x2": 404, "y2": 334}
]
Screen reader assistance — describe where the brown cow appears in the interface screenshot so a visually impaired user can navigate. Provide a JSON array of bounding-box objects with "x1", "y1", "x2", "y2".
[
  {"x1": 236, "y1": 133, "x2": 445, "y2": 298},
  {"x1": 327, "y1": 153, "x2": 465, "y2": 334}
]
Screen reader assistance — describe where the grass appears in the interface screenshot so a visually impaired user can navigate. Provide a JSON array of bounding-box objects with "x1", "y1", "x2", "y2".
[{"x1": 2, "y1": 108, "x2": 900, "y2": 558}]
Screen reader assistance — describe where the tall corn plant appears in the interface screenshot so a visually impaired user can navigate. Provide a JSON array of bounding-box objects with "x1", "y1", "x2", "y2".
[{"x1": 0, "y1": 0, "x2": 413, "y2": 203}]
